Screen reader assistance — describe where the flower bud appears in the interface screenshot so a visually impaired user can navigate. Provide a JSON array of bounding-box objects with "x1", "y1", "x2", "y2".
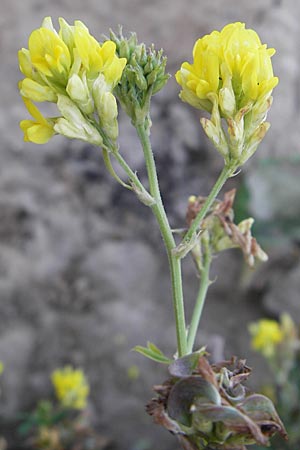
[
  {"x1": 219, "y1": 86, "x2": 236, "y2": 117},
  {"x1": 54, "y1": 95, "x2": 103, "y2": 146},
  {"x1": 218, "y1": 63, "x2": 236, "y2": 118},
  {"x1": 200, "y1": 118, "x2": 228, "y2": 158},
  {"x1": 110, "y1": 28, "x2": 170, "y2": 125},
  {"x1": 93, "y1": 74, "x2": 119, "y2": 142},
  {"x1": 200, "y1": 93, "x2": 229, "y2": 158},
  {"x1": 66, "y1": 73, "x2": 94, "y2": 115},
  {"x1": 240, "y1": 122, "x2": 270, "y2": 165},
  {"x1": 227, "y1": 116, "x2": 244, "y2": 159},
  {"x1": 20, "y1": 78, "x2": 57, "y2": 102}
]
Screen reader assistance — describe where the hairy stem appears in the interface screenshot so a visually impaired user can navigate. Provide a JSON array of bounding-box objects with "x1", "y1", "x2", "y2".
[
  {"x1": 179, "y1": 164, "x2": 235, "y2": 250},
  {"x1": 136, "y1": 123, "x2": 188, "y2": 356},
  {"x1": 187, "y1": 247, "x2": 212, "y2": 353}
]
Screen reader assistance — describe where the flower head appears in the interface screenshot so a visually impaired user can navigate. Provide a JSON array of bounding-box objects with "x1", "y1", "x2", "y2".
[
  {"x1": 249, "y1": 319, "x2": 284, "y2": 358},
  {"x1": 51, "y1": 366, "x2": 89, "y2": 410},
  {"x1": 176, "y1": 22, "x2": 278, "y2": 110},
  {"x1": 176, "y1": 23, "x2": 278, "y2": 166},
  {"x1": 18, "y1": 17, "x2": 126, "y2": 147}
]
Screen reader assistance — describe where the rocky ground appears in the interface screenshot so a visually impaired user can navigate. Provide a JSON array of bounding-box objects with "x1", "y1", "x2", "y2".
[{"x1": 0, "y1": 0, "x2": 300, "y2": 449}]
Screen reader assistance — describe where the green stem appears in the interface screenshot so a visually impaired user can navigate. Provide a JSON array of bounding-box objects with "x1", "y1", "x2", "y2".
[
  {"x1": 112, "y1": 150, "x2": 147, "y2": 193},
  {"x1": 102, "y1": 149, "x2": 132, "y2": 189},
  {"x1": 180, "y1": 164, "x2": 236, "y2": 249},
  {"x1": 92, "y1": 119, "x2": 150, "y2": 198},
  {"x1": 187, "y1": 248, "x2": 212, "y2": 353},
  {"x1": 136, "y1": 123, "x2": 188, "y2": 356}
]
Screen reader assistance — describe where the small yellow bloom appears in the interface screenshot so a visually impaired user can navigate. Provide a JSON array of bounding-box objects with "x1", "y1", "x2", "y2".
[
  {"x1": 249, "y1": 319, "x2": 283, "y2": 358},
  {"x1": 28, "y1": 26, "x2": 71, "y2": 84},
  {"x1": 0, "y1": 361, "x2": 4, "y2": 375},
  {"x1": 20, "y1": 98, "x2": 55, "y2": 144},
  {"x1": 176, "y1": 22, "x2": 278, "y2": 110},
  {"x1": 73, "y1": 22, "x2": 126, "y2": 83},
  {"x1": 51, "y1": 366, "x2": 89, "y2": 410}
]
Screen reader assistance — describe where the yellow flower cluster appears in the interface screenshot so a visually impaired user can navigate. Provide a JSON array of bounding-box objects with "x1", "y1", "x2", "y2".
[
  {"x1": 176, "y1": 23, "x2": 278, "y2": 166},
  {"x1": 18, "y1": 17, "x2": 126, "y2": 146},
  {"x1": 51, "y1": 366, "x2": 89, "y2": 410},
  {"x1": 249, "y1": 319, "x2": 283, "y2": 358},
  {"x1": 176, "y1": 22, "x2": 278, "y2": 111}
]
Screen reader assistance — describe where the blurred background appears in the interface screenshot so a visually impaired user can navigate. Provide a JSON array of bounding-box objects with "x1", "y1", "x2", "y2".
[{"x1": 0, "y1": 0, "x2": 300, "y2": 449}]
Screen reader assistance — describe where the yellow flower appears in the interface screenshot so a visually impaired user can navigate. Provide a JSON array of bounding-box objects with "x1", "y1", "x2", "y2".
[
  {"x1": 73, "y1": 22, "x2": 126, "y2": 84},
  {"x1": 176, "y1": 23, "x2": 278, "y2": 166},
  {"x1": 20, "y1": 97, "x2": 55, "y2": 144},
  {"x1": 249, "y1": 319, "x2": 283, "y2": 358},
  {"x1": 19, "y1": 17, "x2": 125, "y2": 91},
  {"x1": 51, "y1": 366, "x2": 89, "y2": 410},
  {"x1": 28, "y1": 24, "x2": 71, "y2": 86},
  {"x1": 18, "y1": 17, "x2": 126, "y2": 147},
  {"x1": 176, "y1": 22, "x2": 278, "y2": 111}
]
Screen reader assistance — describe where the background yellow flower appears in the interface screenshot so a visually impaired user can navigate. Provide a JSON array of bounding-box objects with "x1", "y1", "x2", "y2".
[{"x1": 51, "y1": 366, "x2": 90, "y2": 410}]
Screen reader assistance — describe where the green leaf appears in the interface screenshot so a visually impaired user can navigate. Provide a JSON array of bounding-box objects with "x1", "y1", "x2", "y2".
[
  {"x1": 167, "y1": 376, "x2": 222, "y2": 427},
  {"x1": 133, "y1": 342, "x2": 172, "y2": 364},
  {"x1": 168, "y1": 349, "x2": 206, "y2": 377},
  {"x1": 240, "y1": 394, "x2": 287, "y2": 439}
]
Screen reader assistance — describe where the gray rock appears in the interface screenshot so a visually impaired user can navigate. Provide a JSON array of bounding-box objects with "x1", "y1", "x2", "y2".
[
  {"x1": 0, "y1": 0, "x2": 299, "y2": 448},
  {"x1": 264, "y1": 260, "x2": 300, "y2": 317}
]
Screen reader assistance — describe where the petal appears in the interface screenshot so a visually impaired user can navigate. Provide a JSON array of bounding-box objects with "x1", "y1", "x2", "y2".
[
  {"x1": 20, "y1": 121, "x2": 54, "y2": 144},
  {"x1": 20, "y1": 78, "x2": 57, "y2": 102}
]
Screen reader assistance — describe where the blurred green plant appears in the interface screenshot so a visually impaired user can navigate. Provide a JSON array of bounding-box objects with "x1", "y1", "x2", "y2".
[
  {"x1": 19, "y1": 366, "x2": 109, "y2": 450},
  {"x1": 249, "y1": 314, "x2": 300, "y2": 449}
]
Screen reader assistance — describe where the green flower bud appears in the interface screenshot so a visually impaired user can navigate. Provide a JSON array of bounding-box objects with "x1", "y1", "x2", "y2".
[{"x1": 109, "y1": 27, "x2": 170, "y2": 126}]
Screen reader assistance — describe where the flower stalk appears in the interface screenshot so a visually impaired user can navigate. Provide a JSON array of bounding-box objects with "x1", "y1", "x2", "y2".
[
  {"x1": 187, "y1": 239, "x2": 212, "y2": 354},
  {"x1": 136, "y1": 123, "x2": 187, "y2": 357},
  {"x1": 176, "y1": 163, "x2": 235, "y2": 256}
]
